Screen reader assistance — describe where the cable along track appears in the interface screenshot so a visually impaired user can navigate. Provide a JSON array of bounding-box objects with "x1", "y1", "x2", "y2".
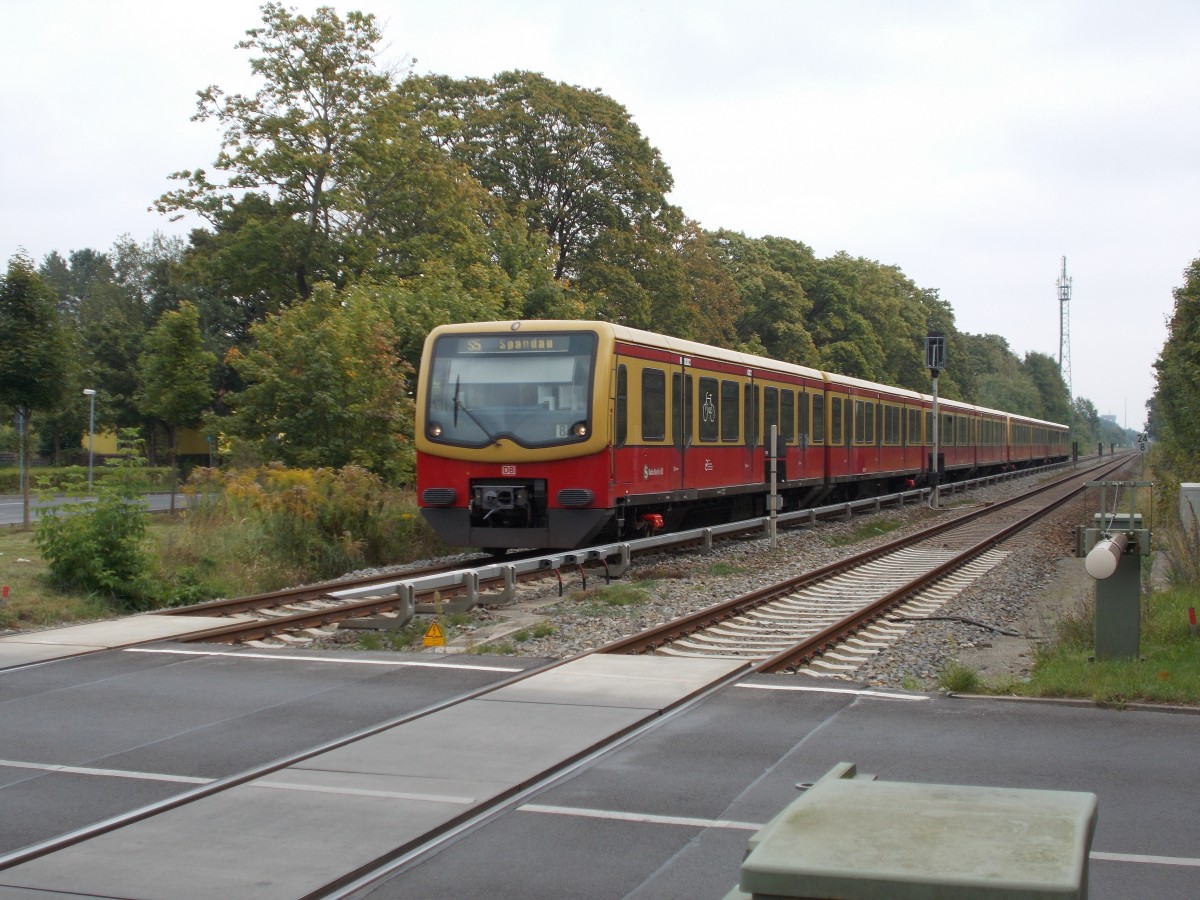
[{"x1": 601, "y1": 456, "x2": 1133, "y2": 677}]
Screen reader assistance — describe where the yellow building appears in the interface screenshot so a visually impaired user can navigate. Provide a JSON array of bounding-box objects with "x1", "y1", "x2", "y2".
[{"x1": 88, "y1": 428, "x2": 211, "y2": 456}]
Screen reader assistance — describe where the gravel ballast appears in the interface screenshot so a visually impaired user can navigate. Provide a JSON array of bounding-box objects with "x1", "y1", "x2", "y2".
[{"x1": 324, "y1": 471, "x2": 1101, "y2": 691}]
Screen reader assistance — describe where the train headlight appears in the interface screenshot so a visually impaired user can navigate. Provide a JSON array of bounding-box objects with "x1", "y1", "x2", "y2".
[
  {"x1": 429, "y1": 421, "x2": 444, "y2": 438},
  {"x1": 570, "y1": 421, "x2": 588, "y2": 438}
]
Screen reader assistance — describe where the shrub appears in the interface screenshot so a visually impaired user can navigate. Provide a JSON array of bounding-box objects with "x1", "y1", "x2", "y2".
[
  {"x1": 181, "y1": 464, "x2": 450, "y2": 587},
  {"x1": 33, "y1": 436, "x2": 157, "y2": 610}
]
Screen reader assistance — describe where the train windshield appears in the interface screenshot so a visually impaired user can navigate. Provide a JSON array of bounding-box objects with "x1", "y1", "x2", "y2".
[{"x1": 426, "y1": 331, "x2": 597, "y2": 448}]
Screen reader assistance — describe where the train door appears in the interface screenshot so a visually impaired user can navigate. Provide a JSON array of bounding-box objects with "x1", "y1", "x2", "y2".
[
  {"x1": 779, "y1": 387, "x2": 796, "y2": 482},
  {"x1": 672, "y1": 365, "x2": 693, "y2": 492},
  {"x1": 829, "y1": 391, "x2": 851, "y2": 479},
  {"x1": 745, "y1": 379, "x2": 760, "y2": 484}
]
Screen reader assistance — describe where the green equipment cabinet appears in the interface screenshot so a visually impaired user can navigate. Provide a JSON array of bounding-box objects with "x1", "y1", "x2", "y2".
[
  {"x1": 725, "y1": 762, "x2": 1098, "y2": 899},
  {"x1": 1076, "y1": 482, "x2": 1153, "y2": 661}
]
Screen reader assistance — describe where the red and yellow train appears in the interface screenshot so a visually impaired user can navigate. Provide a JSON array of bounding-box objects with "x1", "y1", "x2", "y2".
[{"x1": 416, "y1": 321, "x2": 1070, "y2": 550}]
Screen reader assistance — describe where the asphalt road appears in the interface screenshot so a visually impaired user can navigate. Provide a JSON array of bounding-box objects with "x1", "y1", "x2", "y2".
[{"x1": 0, "y1": 493, "x2": 178, "y2": 526}]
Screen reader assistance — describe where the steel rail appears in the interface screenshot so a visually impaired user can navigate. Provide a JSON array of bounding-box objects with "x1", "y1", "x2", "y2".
[
  {"x1": 753, "y1": 455, "x2": 1133, "y2": 673},
  {"x1": 599, "y1": 456, "x2": 1129, "y2": 659}
]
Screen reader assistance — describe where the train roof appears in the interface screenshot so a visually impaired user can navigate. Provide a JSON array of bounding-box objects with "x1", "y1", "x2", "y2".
[{"x1": 428, "y1": 321, "x2": 1068, "y2": 429}]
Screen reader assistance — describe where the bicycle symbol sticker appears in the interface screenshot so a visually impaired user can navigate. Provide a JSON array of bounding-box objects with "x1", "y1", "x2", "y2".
[{"x1": 701, "y1": 392, "x2": 716, "y2": 424}]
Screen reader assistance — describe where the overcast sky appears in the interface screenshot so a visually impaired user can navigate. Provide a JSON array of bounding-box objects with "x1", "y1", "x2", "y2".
[{"x1": 5, "y1": 1, "x2": 1199, "y2": 430}]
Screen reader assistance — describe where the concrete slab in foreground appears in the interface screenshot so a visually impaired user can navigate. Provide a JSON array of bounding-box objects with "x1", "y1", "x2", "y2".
[
  {"x1": 0, "y1": 654, "x2": 747, "y2": 899},
  {"x1": 0, "y1": 615, "x2": 248, "y2": 668}
]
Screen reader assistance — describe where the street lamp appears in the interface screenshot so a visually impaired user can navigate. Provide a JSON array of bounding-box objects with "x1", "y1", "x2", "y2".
[{"x1": 82, "y1": 389, "x2": 96, "y2": 493}]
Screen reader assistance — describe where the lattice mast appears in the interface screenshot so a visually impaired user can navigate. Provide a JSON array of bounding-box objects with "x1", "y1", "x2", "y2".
[{"x1": 1057, "y1": 256, "x2": 1073, "y2": 400}]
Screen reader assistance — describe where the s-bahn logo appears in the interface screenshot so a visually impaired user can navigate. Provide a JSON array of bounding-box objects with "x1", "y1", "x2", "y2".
[{"x1": 643, "y1": 465, "x2": 664, "y2": 479}]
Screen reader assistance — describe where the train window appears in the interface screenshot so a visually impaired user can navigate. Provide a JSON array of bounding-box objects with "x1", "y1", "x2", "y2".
[
  {"x1": 941, "y1": 413, "x2": 954, "y2": 446},
  {"x1": 853, "y1": 400, "x2": 865, "y2": 444},
  {"x1": 831, "y1": 397, "x2": 843, "y2": 445},
  {"x1": 907, "y1": 408, "x2": 920, "y2": 445},
  {"x1": 763, "y1": 387, "x2": 779, "y2": 444},
  {"x1": 925, "y1": 411, "x2": 933, "y2": 443},
  {"x1": 744, "y1": 384, "x2": 759, "y2": 447},
  {"x1": 721, "y1": 380, "x2": 739, "y2": 441},
  {"x1": 885, "y1": 405, "x2": 900, "y2": 445},
  {"x1": 425, "y1": 330, "x2": 596, "y2": 449},
  {"x1": 698, "y1": 377, "x2": 719, "y2": 442},
  {"x1": 799, "y1": 392, "x2": 811, "y2": 444},
  {"x1": 616, "y1": 365, "x2": 628, "y2": 448},
  {"x1": 642, "y1": 368, "x2": 666, "y2": 441},
  {"x1": 866, "y1": 402, "x2": 875, "y2": 445},
  {"x1": 957, "y1": 416, "x2": 968, "y2": 445},
  {"x1": 781, "y1": 390, "x2": 795, "y2": 442},
  {"x1": 811, "y1": 394, "x2": 825, "y2": 443}
]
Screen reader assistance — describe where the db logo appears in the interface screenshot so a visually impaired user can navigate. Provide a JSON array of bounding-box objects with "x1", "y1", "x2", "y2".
[{"x1": 502, "y1": 465, "x2": 517, "y2": 476}]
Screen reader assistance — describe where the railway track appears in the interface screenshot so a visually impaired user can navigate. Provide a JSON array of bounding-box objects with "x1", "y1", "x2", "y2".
[
  {"x1": 90, "y1": 458, "x2": 1104, "y2": 650},
  {"x1": 598, "y1": 455, "x2": 1133, "y2": 676}
]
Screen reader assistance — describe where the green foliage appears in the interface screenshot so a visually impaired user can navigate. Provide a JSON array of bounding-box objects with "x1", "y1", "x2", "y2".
[
  {"x1": 0, "y1": 253, "x2": 71, "y2": 415},
  {"x1": 182, "y1": 464, "x2": 445, "y2": 584},
  {"x1": 1151, "y1": 257, "x2": 1200, "y2": 477},
  {"x1": 32, "y1": 435, "x2": 158, "y2": 610},
  {"x1": 1023, "y1": 351, "x2": 1072, "y2": 423},
  {"x1": 469, "y1": 641, "x2": 518, "y2": 656},
  {"x1": 1010, "y1": 584, "x2": 1200, "y2": 704},
  {"x1": 415, "y1": 70, "x2": 676, "y2": 283},
  {"x1": 567, "y1": 581, "x2": 652, "y2": 616},
  {"x1": 0, "y1": 466, "x2": 174, "y2": 494},
  {"x1": 138, "y1": 301, "x2": 217, "y2": 474},
  {"x1": 824, "y1": 517, "x2": 904, "y2": 546},
  {"x1": 355, "y1": 622, "x2": 429, "y2": 652},
  {"x1": 224, "y1": 285, "x2": 415, "y2": 482},
  {"x1": 157, "y1": 3, "x2": 395, "y2": 299},
  {"x1": 937, "y1": 660, "x2": 982, "y2": 693},
  {"x1": 708, "y1": 230, "x2": 818, "y2": 367}
]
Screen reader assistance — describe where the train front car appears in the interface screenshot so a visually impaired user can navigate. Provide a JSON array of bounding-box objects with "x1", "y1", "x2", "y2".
[{"x1": 416, "y1": 321, "x2": 614, "y2": 551}]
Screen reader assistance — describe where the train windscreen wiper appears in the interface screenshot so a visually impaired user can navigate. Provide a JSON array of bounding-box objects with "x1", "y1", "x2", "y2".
[{"x1": 453, "y1": 376, "x2": 501, "y2": 445}]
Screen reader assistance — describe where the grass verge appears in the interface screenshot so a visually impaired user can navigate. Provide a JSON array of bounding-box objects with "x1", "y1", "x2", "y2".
[{"x1": 938, "y1": 584, "x2": 1200, "y2": 704}]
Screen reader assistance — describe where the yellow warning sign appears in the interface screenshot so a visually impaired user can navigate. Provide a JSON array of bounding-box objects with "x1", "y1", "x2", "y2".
[{"x1": 423, "y1": 621, "x2": 446, "y2": 647}]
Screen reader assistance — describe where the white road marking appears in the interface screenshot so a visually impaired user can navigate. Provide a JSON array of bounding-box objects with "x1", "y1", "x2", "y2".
[
  {"x1": 253, "y1": 779, "x2": 476, "y2": 805},
  {"x1": 5, "y1": 759, "x2": 1198, "y2": 870},
  {"x1": 0, "y1": 758, "x2": 211, "y2": 784},
  {"x1": 123, "y1": 646, "x2": 524, "y2": 672},
  {"x1": 520, "y1": 803, "x2": 761, "y2": 832},
  {"x1": 520, "y1": 804, "x2": 1200, "y2": 868},
  {"x1": 736, "y1": 682, "x2": 928, "y2": 701}
]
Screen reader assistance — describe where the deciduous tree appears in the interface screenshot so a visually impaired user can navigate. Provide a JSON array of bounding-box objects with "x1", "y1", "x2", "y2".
[
  {"x1": 138, "y1": 301, "x2": 217, "y2": 511},
  {"x1": 0, "y1": 253, "x2": 71, "y2": 524},
  {"x1": 224, "y1": 284, "x2": 414, "y2": 482},
  {"x1": 156, "y1": 2, "x2": 396, "y2": 298}
]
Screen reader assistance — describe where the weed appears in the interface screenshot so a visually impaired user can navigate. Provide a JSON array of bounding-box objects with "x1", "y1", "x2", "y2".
[
  {"x1": 637, "y1": 564, "x2": 690, "y2": 580},
  {"x1": 938, "y1": 660, "x2": 982, "y2": 693},
  {"x1": 706, "y1": 562, "x2": 747, "y2": 577},
  {"x1": 470, "y1": 641, "x2": 517, "y2": 655},
  {"x1": 355, "y1": 622, "x2": 426, "y2": 652},
  {"x1": 511, "y1": 629, "x2": 530, "y2": 643},
  {"x1": 568, "y1": 582, "x2": 653, "y2": 616},
  {"x1": 531, "y1": 621, "x2": 556, "y2": 639},
  {"x1": 824, "y1": 517, "x2": 904, "y2": 546},
  {"x1": 900, "y1": 672, "x2": 927, "y2": 692}
]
